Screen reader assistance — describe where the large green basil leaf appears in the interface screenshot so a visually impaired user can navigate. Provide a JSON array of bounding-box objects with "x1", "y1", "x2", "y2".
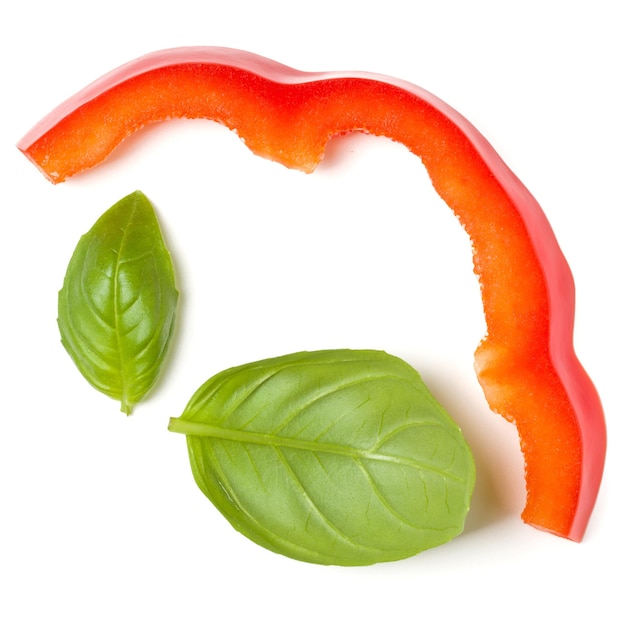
[
  {"x1": 169, "y1": 349, "x2": 475, "y2": 565},
  {"x1": 58, "y1": 191, "x2": 178, "y2": 414}
]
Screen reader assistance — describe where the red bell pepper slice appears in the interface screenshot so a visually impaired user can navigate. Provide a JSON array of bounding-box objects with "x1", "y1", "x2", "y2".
[{"x1": 17, "y1": 47, "x2": 606, "y2": 541}]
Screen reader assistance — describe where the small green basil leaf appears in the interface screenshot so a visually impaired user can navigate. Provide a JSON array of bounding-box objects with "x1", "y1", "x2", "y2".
[
  {"x1": 169, "y1": 349, "x2": 475, "y2": 566},
  {"x1": 58, "y1": 190, "x2": 178, "y2": 414}
]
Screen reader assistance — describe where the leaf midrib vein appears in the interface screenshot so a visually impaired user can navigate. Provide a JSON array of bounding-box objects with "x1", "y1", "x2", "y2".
[
  {"x1": 169, "y1": 418, "x2": 466, "y2": 482},
  {"x1": 112, "y1": 215, "x2": 140, "y2": 408}
]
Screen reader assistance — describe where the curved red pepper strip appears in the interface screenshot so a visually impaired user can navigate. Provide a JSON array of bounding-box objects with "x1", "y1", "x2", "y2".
[{"x1": 18, "y1": 47, "x2": 605, "y2": 541}]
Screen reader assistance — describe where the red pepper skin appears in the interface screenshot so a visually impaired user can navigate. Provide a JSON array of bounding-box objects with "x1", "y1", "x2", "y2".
[{"x1": 18, "y1": 47, "x2": 605, "y2": 541}]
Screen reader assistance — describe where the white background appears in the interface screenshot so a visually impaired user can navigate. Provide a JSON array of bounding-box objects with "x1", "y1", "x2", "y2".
[{"x1": 1, "y1": 1, "x2": 623, "y2": 624}]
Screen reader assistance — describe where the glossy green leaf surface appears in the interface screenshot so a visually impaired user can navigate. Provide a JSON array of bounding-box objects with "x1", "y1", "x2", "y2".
[
  {"x1": 58, "y1": 191, "x2": 178, "y2": 414},
  {"x1": 169, "y1": 349, "x2": 475, "y2": 565}
]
